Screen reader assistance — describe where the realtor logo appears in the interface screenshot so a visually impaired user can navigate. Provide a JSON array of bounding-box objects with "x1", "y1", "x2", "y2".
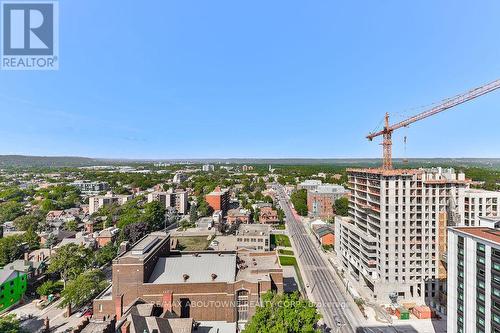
[{"x1": 1, "y1": 1, "x2": 58, "y2": 70}]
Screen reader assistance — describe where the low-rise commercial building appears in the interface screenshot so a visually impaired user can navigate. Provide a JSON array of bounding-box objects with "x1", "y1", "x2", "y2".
[
  {"x1": 236, "y1": 224, "x2": 271, "y2": 251},
  {"x1": 297, "y1": 179, "x2": 322, "y2": 191}
]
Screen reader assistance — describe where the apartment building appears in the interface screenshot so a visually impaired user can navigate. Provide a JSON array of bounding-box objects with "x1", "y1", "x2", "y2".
[
  {"x1": 464, "y1": 189, "x2": 500, "y2": 226},
  {"x1": 205, "y1": 186, "x2": 230, "y2": 215},
  {"x1": 335, "y1": 167, "x2": 468, "y2": 305},
  {"x1": 307, "y1": 184, "x2": 348, "y2": 219},
  {"x1": 447, "y1": 225, "x2": 500, "y2": 333},
  {"x1": 69, "y1": 180, "x2": 110, "y2": 194},
  {"x1": 147, "y1": 190, "x2": 189, "y2": 214},
  {"x1": 88, "y1": 193, "x2": 133, "y2": 214},
  {"x1": 172, "y1": 173, "x2": 188, "y2": 184},
  {"x1": 202, "y1": 164, "x2": 215, "y2": 172}
]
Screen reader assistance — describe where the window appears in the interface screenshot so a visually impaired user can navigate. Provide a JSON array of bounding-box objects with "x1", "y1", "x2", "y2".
[
  {"x1": 180, "y1": 298, "x2": 190, "y2": 318},
  {"x1": 236, "y1": 290, "x2": 249, "y2": 322}
]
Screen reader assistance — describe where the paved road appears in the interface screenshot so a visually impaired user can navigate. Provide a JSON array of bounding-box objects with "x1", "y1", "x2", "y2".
[{"x1": 274, "y1": 184, "x2": 362, "y2": 333}]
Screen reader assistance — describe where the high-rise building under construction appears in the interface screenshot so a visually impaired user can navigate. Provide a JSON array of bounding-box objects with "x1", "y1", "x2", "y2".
[{"x1": 335, "y1": 167, "x2": 468, "y2": 307}]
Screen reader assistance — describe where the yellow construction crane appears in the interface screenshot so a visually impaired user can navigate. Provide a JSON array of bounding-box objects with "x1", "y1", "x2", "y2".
[{"x1": 367, "y1": 79, "x2": 500, "y2": 169}]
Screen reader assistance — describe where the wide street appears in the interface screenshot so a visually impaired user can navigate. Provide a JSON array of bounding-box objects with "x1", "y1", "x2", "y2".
[{"x1": 274, "y1": 184, "x2": 363, "y2": 333}]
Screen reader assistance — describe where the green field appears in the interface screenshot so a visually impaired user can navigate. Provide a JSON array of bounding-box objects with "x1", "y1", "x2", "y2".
[
  {"x1": 271, "y1": 234, "x2": 291, "y2": 247},
  {"x1": 174, "y1": 236, "x2": 211, "y2": 251},
  {"x1": 278, "y1": 249, "x2": 294, "y2": 256},
  {"x1": 279, "y1": 255, "x2": 297, "y2": 266}
]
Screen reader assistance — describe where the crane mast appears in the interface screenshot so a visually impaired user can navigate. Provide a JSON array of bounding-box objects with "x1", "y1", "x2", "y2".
[{"x1": 367, "y1": 78, "x2": 500, "y2": 170}]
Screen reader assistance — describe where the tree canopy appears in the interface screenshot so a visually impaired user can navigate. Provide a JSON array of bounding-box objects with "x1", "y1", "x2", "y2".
[
  {"x1": 0, "y1": 314, "x2": 26, "y2": 333},
  {"x1": 48, "y1": 243, "x2": 93, "y2": 287},
  {"x1": 60, "y1": 269, "x2": 108, "y2": 309},
  {"x1": 290, "y1": 189, "x2": 308, "y2": 216},
  {"x1": 334, "y1": 197, "x2": 349, "y2": 217},
  {"x1": 0, "y1": 201, "x2": 24, "y2": 223},
  {"x1": 243, "y1": 292, "x2": 321, "y2": 333}
]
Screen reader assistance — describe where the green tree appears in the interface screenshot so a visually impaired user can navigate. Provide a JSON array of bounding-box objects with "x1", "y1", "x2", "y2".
[
  {"x1": 243, "y1": 292, "x2": 321, "y2": 333},
  {"x1": 64, "y1": 219, "x2": 78, "y2": 231},
  {"x1": 189, "y1": 204, "x2": 198, "y2": 223},
  {"x1": 290, "y1": 189, "x2": 308, "y2": 216},
  {"x1": 37, "y1": 280, "x2": 64, "y2": 297},
  {"x1": 23, "y1": 227, "x2": 40, "y2": 250},
  {"x1": 197, "y1": 199, "x2": 213, "y2": 217},
  {"x1": 0, "y1": 201, "x2": 24, "y2": 223},
  {"x1": 13, "y1": 214, "x2": 40, "y2": 231},
  {"x1": 0, "y1": 235, "x2": 24, "y2": 266},
  {"x1": 0, "y1": 187, "x2": 27, "y2": 202},
  {"x1": 59, "y1": 269, "x2": 108, "y2": 309},
  {"x1": 94, "y1": 242, "x2": 118, "y2": 267},
  {"x1": 334, "y1": 197, "x2": 349, "y2": 217},
  {"x1": 48, "y1": 243, "x2": 93, "y2": 287},
  {"x1": 142, "y1": 201, "x2": 166, "y2": 231},
  {"x1": 0, "y1": 314, "x2": 26, "y2": 333}
]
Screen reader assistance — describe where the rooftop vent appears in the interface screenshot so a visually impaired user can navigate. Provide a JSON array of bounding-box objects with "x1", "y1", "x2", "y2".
[
  {"x1": 211, "y1": 273, "x2": 217, "y2": 281},
  {"x1": 183, "y1": 274, "x2": 190, "y2": 282}
]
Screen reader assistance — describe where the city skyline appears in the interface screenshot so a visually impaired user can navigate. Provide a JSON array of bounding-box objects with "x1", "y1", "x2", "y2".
[{"x1": 1, "y1": 1, "x2": 500, "y2": 159}]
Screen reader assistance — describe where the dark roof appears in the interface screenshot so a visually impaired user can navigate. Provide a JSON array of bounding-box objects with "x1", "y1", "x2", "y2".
[{"x1": 315, "y1": 226, "x2": 334, "y2": 238}]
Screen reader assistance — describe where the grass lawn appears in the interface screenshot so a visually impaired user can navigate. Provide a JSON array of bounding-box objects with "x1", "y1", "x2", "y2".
[
  {"x1": 279, "y1": 255, "x2": 305, "y2": 291},
  {"x1": 274, "y1": 224, "x2": 286, "y2": 230},
  {"x1": 278, "y1": 249, "x2": 294, "y2": 256},
  {"x1": 174, "y1": 236, "x2": 211, "y2": 251},
  {"x1": 271, "y1": 234, "x2": 291, "y2": 247},
  {"x1": 279, "y1": 255, "x2": 297, "y2": 266}
]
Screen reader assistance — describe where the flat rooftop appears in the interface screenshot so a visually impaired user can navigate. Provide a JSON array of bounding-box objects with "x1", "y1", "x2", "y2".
[
  {"x1": 148, "y1": 253, "x2": 237, "y2": 284},
  {"x1": 235, "y1": 252, "x2": 281, "y2": 282},
  {"x1": 346, "y1": 168, "x2": 421, "y2": 176},
  {"x1": 452, "y1": 227, "x2": 500, "y2": 245},
  {"x1": 237, "y1": 224, "x2": 270, "y2": 236}
]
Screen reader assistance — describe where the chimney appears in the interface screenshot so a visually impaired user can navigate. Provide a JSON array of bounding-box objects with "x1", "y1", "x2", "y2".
[
  {"x1": 115, "y1": 294, "x2": 124, "y2": 320},
  {"x1": 121, "y1": 320, "x2": 130, "y2": 333},
  {"x1": 162, "y1": 291, "x2": 173, "y2": 313},
  {"x1": 119, "y1": 241, "x2": 130, "y2": 255}
]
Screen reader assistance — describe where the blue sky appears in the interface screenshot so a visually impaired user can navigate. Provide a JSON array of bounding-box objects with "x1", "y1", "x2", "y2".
[{"x1": 1, "y1": 0, "x2": 500, "y2": 159}]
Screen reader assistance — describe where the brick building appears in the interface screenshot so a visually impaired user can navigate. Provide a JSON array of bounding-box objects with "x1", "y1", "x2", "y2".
[
  {"x1": 226, "y1": 208, "x2": 251, "y2": 225},
  {"x1": 93, "y1": 232, "x2": 283, "y2": 329},
  {"x1": 307, "y1": 184, "x2": 348, "y2": 219},
  {"x1": 205, "y1": 186, "x2": 230, "y2": 215},
  {"x1": 259, "y1": 206, "x2": 279, "y2": 224}
]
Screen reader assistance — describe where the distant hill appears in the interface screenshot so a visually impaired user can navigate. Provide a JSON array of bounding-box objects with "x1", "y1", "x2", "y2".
[
  {"x1": 0, "y1": 155, "x2": 101, "y2": 168},
  {"x1": 1, "y1": 155, "x2": 500, "y2": 169}
]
